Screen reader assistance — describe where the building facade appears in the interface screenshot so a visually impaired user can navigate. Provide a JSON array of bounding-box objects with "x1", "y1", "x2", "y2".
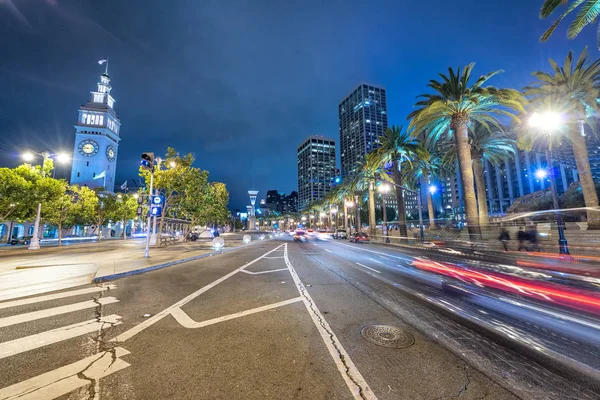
[
  {"x1": 297, "y1": 136, "x2": 337, "y2": 211},
  {"x1": 338, "y1": 84, "x2": 387, "y2": 179},
  {"x1": 70, "y1": 72, "x2": 121, "y2": 191}
]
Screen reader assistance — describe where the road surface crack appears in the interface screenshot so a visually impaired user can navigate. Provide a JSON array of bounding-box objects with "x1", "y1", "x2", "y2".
[{"x1": 433, "y1": 364, "x2": 471, "y2": 400}]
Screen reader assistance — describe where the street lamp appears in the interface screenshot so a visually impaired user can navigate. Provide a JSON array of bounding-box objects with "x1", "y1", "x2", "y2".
[
  {"x1": 169, "y1": 161, "x2": 177, "y2": 168},
  {"x1": 428, "y1": 185, "x2": 437, "y2": 194},
  {"x1": 345, "y1": 200, "x2": 354, "y2": 235},
  {"x1": 23, "y1": 150, "x2": 71, "y2": 250},
  {"x1": 528, "y1": 111, "x2": 569, "y2": 254},
  {"x1": 378, "y1": 183, "x2": 391, "y2": 243}
]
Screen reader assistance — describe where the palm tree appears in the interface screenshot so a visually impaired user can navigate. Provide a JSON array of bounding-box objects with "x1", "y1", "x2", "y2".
[
  {"x1": 404, "y1": 139, "x2": 445, "y2": 228},
  {"x1": 350, "y1": 154, "x2": 380, "y2": 235},
  {"x1": 408, "y1": 64, "x2": 526, "y2": 238},
  {"x1": 373, "y1": 126, "x2": 422, "y2": 239},
  {"x1": 539, "y1": 1, "x2": 600, "y2": 47},
  {"x1": 443, "y1": 123, "x2": 516, "y2": 226},
  {"x1": 524, "y1": 49, "x2": 600, "y2": 229}
]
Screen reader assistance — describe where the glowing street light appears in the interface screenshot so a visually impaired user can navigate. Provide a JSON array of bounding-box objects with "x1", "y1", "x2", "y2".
[
  {"x1": 377, "y1": 183, "x2": 390, "y2": 194},
  {"x1": 535, "y1": 169, "x2": 548, "y2": 180},
  {"x1": 133, "y1": 193, "x2": 139, "y2": 199},
  {"x1": 428, "y1": 185, "x2": 437, "y2": 194},
  {"x1": 22, "y1": 152, "x2": 35, "y2": 162},
  {"x1": 169, "y1": 161, "x2": 177, "y2": 168},
  {"x1": 529, "y1": 111, "x2": 563, "y2": 132},
  {"x1": 55, "y1": 152, "x2": 70, "y2": 163},
  {"x1": 301, "y1": 216, "x2": 306, "y2": 221}
]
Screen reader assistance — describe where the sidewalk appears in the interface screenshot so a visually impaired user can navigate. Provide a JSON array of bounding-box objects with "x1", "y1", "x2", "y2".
[{"x1": 0, "y1": 233, "x2": 268, "y2": 301}]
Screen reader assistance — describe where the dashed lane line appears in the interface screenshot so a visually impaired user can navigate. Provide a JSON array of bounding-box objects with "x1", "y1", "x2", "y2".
[{"x1": 355, "y1": 263, "x2": 381, "y2": 274}]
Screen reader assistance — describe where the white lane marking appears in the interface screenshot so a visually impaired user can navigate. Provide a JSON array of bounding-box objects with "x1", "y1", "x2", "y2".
[
  {"x1": 334, "y1": 241, "x2": 414, "y2": 262},
  {"x1": 0, "y1": 297, "x2": 119, "y2": 328},
  {"x1": 284, "y1": 244, "x2": 377, "y2": 400},
  {"x1": 0, "y1": 284, "x2": 116, "y2": 310},
  {"x1": 355, "y1": 263, "x2": 381, "y2": 274},
  {"x1": 0, "y1": 315, "x2": 122, "y2": 360},
  {"x1": 241, "y1": 268, "x2": 289, "y2": 275},
  {"x1": 263, "y1": 256, "x2": 285, "y2": 259},
  {"x1": 0, "y1": 347, "x2": 130, "y2": 400},
  {"x1": 112, "y1": 243, "x2": 286, "y2": 343},
  {"x1": 368, "y1": 257, "x2": 383, "y2": 264},
  {"x1": 325, "y1": 249, "x2": 332, "y2": 253},
  {"x1": 171, "y1": 297, "x2": 303, "y2": 328}
]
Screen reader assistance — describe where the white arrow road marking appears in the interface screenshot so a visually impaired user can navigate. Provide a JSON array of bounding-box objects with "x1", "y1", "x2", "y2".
[
  {"x1": 241, "y1": 268, "x2": 289, "y2": 275},
  {"x1": 356, "y1": 262, "x2": 381, "y2": 274},
  {"x1": 0, "y1": 347, "x2": 130, "y2": 400},
  {"x1": 171, "y1": 297, "x2": 303, "y2": 328},
  {"x1": 112, "y1": 244, "x2": 285, "y2": 343},
  {"x1": 283, "y1": 244, "x2": 377, "y2": 400},
  {"x1": 0, "y1": 297, "x2": 119, "y2": 328},
  {"x1": 0, "y1": 285, "x2": 116, "y2": 310},
  {"x1": 0, "y1": 315, "x2": 122, "y2": 360}
]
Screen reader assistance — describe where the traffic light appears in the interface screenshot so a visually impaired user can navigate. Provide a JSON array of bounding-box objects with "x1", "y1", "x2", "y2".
[
  {"x1": 374, "y1": 172, "x2": 382, "y2": 186},
  {"x1": 141, "y1": 152, "x2": 155, "y2": 171},
  {"x1": 333, "y1": 168, "x2": 341, "y2": 184}
]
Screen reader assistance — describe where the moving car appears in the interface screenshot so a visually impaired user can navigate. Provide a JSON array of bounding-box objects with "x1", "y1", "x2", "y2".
[
  {"x1": 294, "y1": 231, "x2": 309, "y2": 242},
  {"x1": 334, "y1": 229, "x2": 347, "y2": 239},
  {"x1": 349, "y1": 232, "x2": 369, "y2": 243},
  {"x1": 9, "y1": 236, "x2": 32, "y2": 245}
]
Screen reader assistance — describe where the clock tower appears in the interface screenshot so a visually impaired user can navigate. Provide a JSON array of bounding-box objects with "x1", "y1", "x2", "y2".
[{"x1": 70, "y1": 69, "x2": 121, "y2": 191}]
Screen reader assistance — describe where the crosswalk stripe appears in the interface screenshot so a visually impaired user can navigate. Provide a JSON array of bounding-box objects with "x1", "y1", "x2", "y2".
[
  {"x1": 0, "y1": 297, "x2": 119, "y2": 328},
  {"x1": 0, "y1": 315, "x2": 122, "y2": 360},
  {"x1": 0, "y1": 284, "x2": 116, "y2": 310},
  {"x1": 0, "y1": 347, "x2": 130, "y2": 400}
]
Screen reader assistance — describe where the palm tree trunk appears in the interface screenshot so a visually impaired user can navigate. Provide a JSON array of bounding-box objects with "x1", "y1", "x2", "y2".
[
  {"x1": 392, "y1": 162, "x2": 408, "y2": 240},
  {"x1": 454, "y1": 120, "x2": 481, "y2": 239},
  {"x1": 472, "y1": 159, "x2": 490, "y2": 227},
  {"x1": 570, "y1": 123, "x2": 600, "y2": 229},
  {"x1": 368, "y1": 183, "x2": 376, "y2": 236},
  {"x1": 426, "y1": 191, "x2": 435, "y2": 228}
]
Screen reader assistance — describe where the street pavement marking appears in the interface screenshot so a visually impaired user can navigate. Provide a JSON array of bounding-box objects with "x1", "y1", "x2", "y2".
[
  {"x1": 0, "y1": 315, "x2": 122, "y2": 359},
  {"x1": 334, "y1": 240, "x2": 414, "y2": 262},
  {"x1": 112, "y1": 243, "x2": 286, "y2": 343},
  {"x1": 263, "y1": 256, "x2": 285, "y2": 259},
  {"x1": 0, "y1": 297, "x2": 119, "y2": 328},
  {"x1": 0, "y1": 284, "x2": 116, "y2": 310},
  {"x1": 241, "y1": 268, "x2": 289, "y2": 275},
  {"x1": 325, "y1": 249, "x2": 332, "y2": 253},
  {"x1": 356, "y1": 262, "x2": 381, "y2": 274},
  {"x1": 284, "y1": 244, "x2": 378, "y2": 400},
  {"x1": 170, "y1": 297, "x2": 303, "y2": 328},
  {"x1": 0, "y1": 347, "x2": 130, "y2": 400}
]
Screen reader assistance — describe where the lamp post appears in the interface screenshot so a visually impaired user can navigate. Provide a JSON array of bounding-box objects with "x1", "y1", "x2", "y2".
[
  {"x1": 22, "y1": 150, "x2": 71, "y2": 250},
  {"x1": 529, "y1": 112, "x2": 569, "y2": 254},
  {"x1": 378, "y1": 183, "x2": 391, "y2": 243},
  {"x1": 345, "y1": 200, "x2": 354, "y2": 235},
  {"x1": 330, "y1": 207, "x2": 337, "y2": 231}
]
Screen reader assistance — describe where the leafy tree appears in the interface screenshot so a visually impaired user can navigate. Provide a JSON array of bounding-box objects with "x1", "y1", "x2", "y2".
[
  {"x1": 539, "y1": 0, "x2": 600, "y2": 47},
  {"x1": 0, "y1": 168, "x2": 32, "y2": 221},
  {"x1": 40, "y1": 180, "x2": 72, "y2": 246},
  {"x1": 109, "y1": 194, "x2": 138, "y2": 239},
  {"x1": 68, "y1": 186, "x2": 98, "y2": 229},
  {"x1": 523, "y1": 49, "x2": 600, "y2": 228},
  {"x1": 94, "y1": 192, "x2": 120, "y2": 240},
  {"x1": 408, "y1": 64, "x2": 525, "y2": 238},
  {"x1": 372, "y1": 126, "x2": 422, "y2": 239}
]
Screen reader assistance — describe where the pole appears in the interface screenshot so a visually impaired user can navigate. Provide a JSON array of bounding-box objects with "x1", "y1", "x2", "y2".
[
  {"x1": 144, "y1": 171, "x2": 154, "y2": 258},
  {"x1": 28, "y1": 203, "x2": 42, "y2": 250},
  {"x1": 355, "y1": 195, "x2": 361, "y2": 233},
  {"x1": 382, "y1": 195, "x2": 390, "y2": 243},
  {"x1": 417, "y1": 187, "x2": 424, "y2": 242},
  {"x1": 545, "y1": 150, "x2": 569, "y2": 254}
]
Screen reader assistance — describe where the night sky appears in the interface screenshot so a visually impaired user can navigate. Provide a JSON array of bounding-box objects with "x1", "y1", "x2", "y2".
[{"x1": 0, "y1": 0, "x2": 596, "y2": 209}]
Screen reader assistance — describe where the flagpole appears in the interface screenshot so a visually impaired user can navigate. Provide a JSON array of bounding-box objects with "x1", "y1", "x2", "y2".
[{"x1": 105, "y1": 57, "x2": 109, "y2": 75}]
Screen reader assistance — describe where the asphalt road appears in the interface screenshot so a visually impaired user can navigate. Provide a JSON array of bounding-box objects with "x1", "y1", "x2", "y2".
[{"x1": 0, "y1": 237, "x2": 597, "y2": 399}]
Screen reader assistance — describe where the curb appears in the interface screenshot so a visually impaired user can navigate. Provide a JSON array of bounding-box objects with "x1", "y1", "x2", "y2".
[{"x1": 93, "y1": 240, "x2": 268, "y2": 283}]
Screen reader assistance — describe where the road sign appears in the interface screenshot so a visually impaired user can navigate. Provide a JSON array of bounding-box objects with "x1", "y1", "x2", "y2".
[
  {"x1": 150, "y1": 205, "x2": 162, "y2": 217},
  {"x1": 151, "y1": 195, "x2": 164, "y2": 206}
]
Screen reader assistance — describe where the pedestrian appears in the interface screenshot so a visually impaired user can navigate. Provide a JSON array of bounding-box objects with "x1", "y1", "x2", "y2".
[
  {"x1": 499, "y1": 228, "x2": 510, "y2": 252},
  {"x1": 517, "y1": 227, "x2": 528, "y2": 251},
  {"x1": 528, "y1": 225, "x2": 540, "y2": 252}
]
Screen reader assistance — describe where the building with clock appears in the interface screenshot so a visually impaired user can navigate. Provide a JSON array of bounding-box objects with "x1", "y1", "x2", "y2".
[{"x1": 70, "y1": 71, "x2": 121, "y2": 191}]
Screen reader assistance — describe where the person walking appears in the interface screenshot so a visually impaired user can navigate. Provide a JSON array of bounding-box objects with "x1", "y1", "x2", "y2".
[
  {"x1": 528, "y1": 225, "x2": 540, "y2": 252},
  {"x1": 517, "y1": 227, "x2": 528, "y2": 251},
  {"x1": 499, "y1": 228, "x2": 510, "y2": 252}
]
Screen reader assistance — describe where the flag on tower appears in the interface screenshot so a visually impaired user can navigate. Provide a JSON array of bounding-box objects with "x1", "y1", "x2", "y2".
[
  {"x1": 98, "y1": 59, "x2": 108, "y2": 65},
  {"x1": 120, "y1": 180, "x2": 128, "y2": 190},
  {"x1": 93, "y1": 170, "x2": 106, "y2": 180}
]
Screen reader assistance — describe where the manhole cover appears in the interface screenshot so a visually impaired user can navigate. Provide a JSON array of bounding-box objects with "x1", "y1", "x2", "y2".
[{"x1": 360, "y1": 325, "x2": 414, "y2": 348}]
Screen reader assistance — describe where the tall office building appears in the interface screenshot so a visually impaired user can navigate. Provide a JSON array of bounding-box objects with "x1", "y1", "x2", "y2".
[
  {"x1": 297, "y1": 136, "x2": 337, "y2": 211},
  {"x1": 338, "y1": 84, "x2": 387, "y2": 179}
]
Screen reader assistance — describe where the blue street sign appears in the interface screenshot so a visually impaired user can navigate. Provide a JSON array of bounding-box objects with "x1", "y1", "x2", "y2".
[
  {"x1": 150, "y1": 205, "x2": 162, "y2": 217},
  {"x1": 150, "y1": 195, "x2": 164, "y2": 206}
]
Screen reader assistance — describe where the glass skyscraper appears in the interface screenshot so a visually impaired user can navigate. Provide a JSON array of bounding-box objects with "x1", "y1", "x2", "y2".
[
  {"x1": 338, "y1": 84, "x2": 387, "y2": 179},
  {"x1": 297, "y1": 136, "x2": 337, "y2": 211}
]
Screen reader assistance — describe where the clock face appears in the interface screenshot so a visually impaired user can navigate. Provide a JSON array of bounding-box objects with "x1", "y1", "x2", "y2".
[
  {"x1": 78, "y1": 140, "x2": 99, "y2": 157},
  {"x1": 106, "y1": 146, "x2": 116, "y2": 162}
]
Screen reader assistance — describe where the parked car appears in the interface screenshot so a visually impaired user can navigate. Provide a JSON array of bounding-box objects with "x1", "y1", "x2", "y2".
[
  {"x1": 349, "y1": 232, "x2": 369, "y2": 243},
  {"x1": 334, "y1": 229, "x2": 347, "y2": 239},
  {"x1": 9, "y1": 236, "x2": 32, "y2": 245}
]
